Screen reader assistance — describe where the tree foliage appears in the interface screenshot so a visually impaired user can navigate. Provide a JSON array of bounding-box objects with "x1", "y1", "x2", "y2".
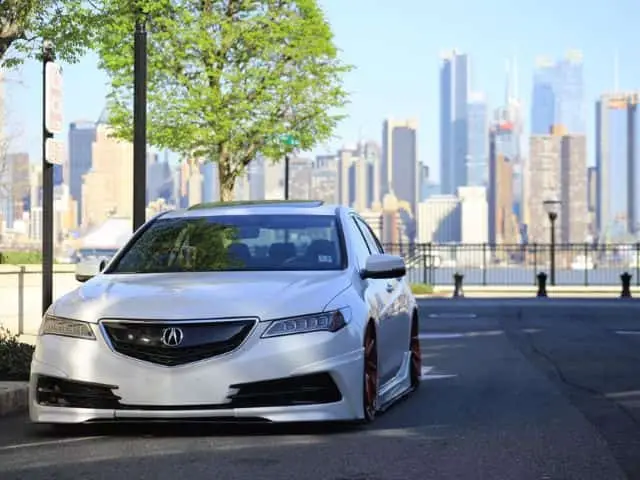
[
  {"x1": 97, "y1": 0, "x2": 352, "y2": 200},
  {"x1": 0, "y1": 0, "x2": 98, "y2": 68}
]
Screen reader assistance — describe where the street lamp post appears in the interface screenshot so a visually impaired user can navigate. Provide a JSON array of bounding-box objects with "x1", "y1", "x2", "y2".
[{"x1": 543, "y1": 199, "x2": 561, "y2": 286}]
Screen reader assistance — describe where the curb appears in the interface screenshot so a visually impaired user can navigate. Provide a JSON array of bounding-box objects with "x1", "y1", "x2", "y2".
[{"x1": 0, "y1": 382, "x2": 29, "y2": 417}]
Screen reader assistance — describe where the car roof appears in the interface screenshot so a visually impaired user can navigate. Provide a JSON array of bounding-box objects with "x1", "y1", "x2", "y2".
[{"x1": 159, "y1": 200, "x2": 348, "y2": 219}]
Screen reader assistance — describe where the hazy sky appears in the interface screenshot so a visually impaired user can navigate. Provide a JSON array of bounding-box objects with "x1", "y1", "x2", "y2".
[{"x1": 4, "y1": 0, "x2": 638, "y2": 181}]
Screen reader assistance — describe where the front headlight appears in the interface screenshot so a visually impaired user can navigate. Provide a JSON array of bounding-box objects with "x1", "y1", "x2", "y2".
[
  {"x1": 39, "y1": 315, "x2": 96, "y2": 340},
  {"x1": 261, "y1": 308, "x2": 350, "y2": 338}
]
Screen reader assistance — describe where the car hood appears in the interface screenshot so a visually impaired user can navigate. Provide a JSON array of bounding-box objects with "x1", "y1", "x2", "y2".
[{"x1": 53, "y1": 270, "x2": 353, "y2": 323}]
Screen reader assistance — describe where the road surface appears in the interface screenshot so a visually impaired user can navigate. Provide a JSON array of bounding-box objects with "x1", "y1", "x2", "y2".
[{"x1": 1, "y1": 299, "x2": 640, "y2": 479}]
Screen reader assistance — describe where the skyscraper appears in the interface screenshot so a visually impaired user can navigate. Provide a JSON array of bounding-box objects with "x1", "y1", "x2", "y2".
[
  {"x1": 528, "y1": 127, "x2": 588, "y2": 244},
  {"x1": 530, "y1": 51, "x2": 585, "y2": 135},
  {"x1": 381, "y1": 118, "x2": 419, "y2": 215},
  {"x1": 488, "y1": 124, "x2": 518, "y2": 245},
  {"x1": 440, "y1": 50, "x2": 469, "y2": 195},
  {"x1": 595, "y1": 92, "x2": 640, "y2": 240},
  {"x1": 68, "y1": 120, "x2": 97, "y2": 225},
  {"x1": 466, "y1": 92, "x2": 488, "y2": 187}
]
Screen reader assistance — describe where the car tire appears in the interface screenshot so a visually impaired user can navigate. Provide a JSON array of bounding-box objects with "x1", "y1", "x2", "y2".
[
  {"x1": 361, "y1": 322, "x2": 378, "y2": 423},
  {"x1": 410, "y1": 313, "x2": 421, "y2": 390}
]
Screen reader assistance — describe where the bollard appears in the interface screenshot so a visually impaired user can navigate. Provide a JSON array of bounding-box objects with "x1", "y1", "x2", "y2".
[
  {"x1": 452, "y1": 272, "x2": 464, "y2": 298},
  {"x1": 620, "y1": 272, "x2": 632, "y2": 298},
  {"x1": 537, "y1": 272, "x2": 548, "y2": 297}
]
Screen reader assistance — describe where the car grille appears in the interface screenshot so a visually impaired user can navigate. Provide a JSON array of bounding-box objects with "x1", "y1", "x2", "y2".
[{"x1": 101, "y1": 319, "x2": 256, "y2": 367}]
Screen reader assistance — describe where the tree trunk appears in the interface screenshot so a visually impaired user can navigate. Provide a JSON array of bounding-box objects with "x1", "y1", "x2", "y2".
[{"x1": 217, "y1": 157, "x2": 235, "y2": 202}]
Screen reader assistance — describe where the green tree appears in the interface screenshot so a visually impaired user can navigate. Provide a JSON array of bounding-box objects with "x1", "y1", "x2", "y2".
[
  {"x1": 0, "y1": 0, "x2": 97, "y2": 67},
  {"x1": 97, "y1": 0, "x2": 352, "y2": 201}
]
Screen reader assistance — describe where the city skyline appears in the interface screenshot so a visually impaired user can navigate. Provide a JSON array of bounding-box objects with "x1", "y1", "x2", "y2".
[{"x1": 3, "y1": 0, "x2": 639, "y2": 179}]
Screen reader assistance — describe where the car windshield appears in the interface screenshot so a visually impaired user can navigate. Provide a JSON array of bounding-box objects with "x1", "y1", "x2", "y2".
[{"x1": 107, "y1": 214, "x2": 344, "y2": 273}]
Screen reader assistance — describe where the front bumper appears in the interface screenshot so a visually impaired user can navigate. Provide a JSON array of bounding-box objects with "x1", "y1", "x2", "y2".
[{"x1": 29, "y1": 321, "x2": 364, "y2": 424}]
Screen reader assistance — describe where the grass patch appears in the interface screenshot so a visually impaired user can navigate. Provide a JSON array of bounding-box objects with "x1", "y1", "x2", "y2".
[
  {"x1": 410, "y1": 283, "x2": 434, "y2": 295},
  {"x1": 0, "y1": 327, "x2": 34, "y2": 381},
  {"x1": 0, "y1": 251, "x2": 43, "y2": 264}
]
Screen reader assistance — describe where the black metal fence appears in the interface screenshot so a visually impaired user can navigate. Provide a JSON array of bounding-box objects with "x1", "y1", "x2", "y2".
[{"x1": 381, "y1": 243, "x2": 640, "y2": 287}]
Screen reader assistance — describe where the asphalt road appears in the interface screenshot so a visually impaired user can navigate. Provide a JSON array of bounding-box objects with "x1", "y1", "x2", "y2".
[{"x1": 2, "y1": 298, "x2": 640, "y2": 479}]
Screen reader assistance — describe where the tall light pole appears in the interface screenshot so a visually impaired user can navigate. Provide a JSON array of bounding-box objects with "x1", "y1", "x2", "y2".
[
  {"x1": 543, "y1": 199, "x2": 561, "y2": 286},
  {"x1": 133, "y1": 11, "x2": 148, "y2": 231}
]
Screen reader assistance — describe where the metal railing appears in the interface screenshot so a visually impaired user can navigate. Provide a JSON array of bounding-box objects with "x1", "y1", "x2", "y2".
[
  {"x1": 382, "y1": 242, "x2": 640, "y2": 286},
  {"x1": 1, "y1": 242, "x2": 639, "y2": 336}
]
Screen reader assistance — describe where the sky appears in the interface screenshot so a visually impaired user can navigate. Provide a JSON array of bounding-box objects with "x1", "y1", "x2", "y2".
[{"x1": 3, "y1": 0, "x2": 639, "y2": 182}]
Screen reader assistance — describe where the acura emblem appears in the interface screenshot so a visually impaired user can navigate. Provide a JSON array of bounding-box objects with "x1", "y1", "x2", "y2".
[{"x1": 161, "y1": 327, "x2": 184, "y2": 347}]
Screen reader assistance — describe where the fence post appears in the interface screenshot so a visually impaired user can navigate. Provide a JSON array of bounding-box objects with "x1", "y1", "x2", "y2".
[
  {"x1": 422, "y1": 251, "x2": 427, "y2": 284},
  {"x1": 636, "y1": 243, "x2": 640, "y2": 287},
  {"x1": 18, "y1": 266, "x2": 25, "y2": 335},
  {"x1": 533, "y1": 243, "x2": 538, "y2": 286},
  {"x1": 482, "y1": 243, "x2": 487, "y2": 286},
  {"x1": 583, "y1": 242, "x2": 589, "y2": 286}
]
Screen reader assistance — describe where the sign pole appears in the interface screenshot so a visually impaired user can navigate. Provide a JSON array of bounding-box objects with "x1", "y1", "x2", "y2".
[
  {"x1": 284, "y1": 154, "x2": 290, "y2": 200},
  {"x1": 133, "y1": 14, "x2": 148, "y2": 231},
  {"x1": 279, "y1": 134, "x2": 297, "y2": 200},
  {"x1": 41, "y1": 41, "x2": 55, "y2": 315}
]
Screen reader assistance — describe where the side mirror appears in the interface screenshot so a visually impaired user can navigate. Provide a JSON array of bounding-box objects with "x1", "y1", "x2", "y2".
[
  {"x1": 75, "y1": 258, "x2": 107, "y2": 283},
  {"x1": 360, "y1": 254, "x2": 406, "y2": 280}
]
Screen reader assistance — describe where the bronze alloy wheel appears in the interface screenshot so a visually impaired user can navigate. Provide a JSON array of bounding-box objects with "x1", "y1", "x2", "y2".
[
  {"x1": 363, "y1": 324, "x2": 378, "y2": 422},
  {"x1": 410, "y1": 314, "x2": 421, "y2": 389}
]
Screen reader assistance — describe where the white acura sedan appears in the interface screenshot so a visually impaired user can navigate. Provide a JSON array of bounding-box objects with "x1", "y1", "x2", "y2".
[{"x1": 30, "y1": 201, "x2": 421, "y2": 425}]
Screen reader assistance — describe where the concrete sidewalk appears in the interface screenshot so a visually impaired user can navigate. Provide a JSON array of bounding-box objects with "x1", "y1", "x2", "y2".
[{"x1": 424, "y1": 285, "x2": 640, "y2": 298}]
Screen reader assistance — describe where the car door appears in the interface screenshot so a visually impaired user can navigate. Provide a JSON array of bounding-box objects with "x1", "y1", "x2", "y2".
[
  {"x1": 354, "y1": 216, "x2": 410, "y2": 380},
  {"x1": 347, "y1": 215, "x2": 395, "y2": 384}
]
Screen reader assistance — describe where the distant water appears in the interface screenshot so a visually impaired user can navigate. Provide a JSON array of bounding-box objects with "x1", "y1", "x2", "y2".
[{"x1": 406, "y1": 267, "x2": 640, "y2": 286}]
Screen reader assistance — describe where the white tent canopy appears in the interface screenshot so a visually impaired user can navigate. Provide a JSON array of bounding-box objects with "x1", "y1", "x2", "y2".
[{"x1": 79, "y1": 218, "x2": 133, "y2": 249}]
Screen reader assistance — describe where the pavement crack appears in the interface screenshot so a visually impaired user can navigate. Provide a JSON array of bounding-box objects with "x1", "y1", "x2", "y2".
[{"x1": 506, "y1": 309, "x2": 640, "y2": 431}]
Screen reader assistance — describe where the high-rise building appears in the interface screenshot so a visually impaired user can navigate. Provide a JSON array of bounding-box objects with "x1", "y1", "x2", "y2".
[
  {"x1": 68, "y1": 120, "x2": 97, "y2": 225},
  {"x1": 381, "y1": 118, "x2": 419, "y2": 215},
  {"x1": 527, "y1": 127, "x2": 588, "y2": 244},
  {"x1": 595, "y1": 92, "x2": 640, "y2": 240},
  {"x1": 560, "y1": 134, "x2": 588, "y2": 243},
  {"x1": 530, "y1": 51, "x2": 585, "y2": 135},
  {"x1": 440, "y1": 50, "x2": 469, "y2": 195},
  {"x1": 416, "y1": 195, "x2": 460, "y2": 243},
  {"x1": 311, "y1": 155, "x2": 338, "y2": 204},
  {"x1": 81, "y1": 123, "x2": 134, "y2": 227},
  {"x1": 362, "y1": 141, "x2": 381, "y2": 208},
  {"x1": 0, "y1": 152, "x2": 30, "y2": 230},
  {"x1": 488, "y1": 125, "x2": 519, "y2": 245},
  {"x1": 466, "y1": 93, "x2": 488, "y2": 187}
]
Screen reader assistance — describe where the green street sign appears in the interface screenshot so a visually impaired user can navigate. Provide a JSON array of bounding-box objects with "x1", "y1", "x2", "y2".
[{"x1": 280, "y1": 134, "x2": 299, "y2": 146}]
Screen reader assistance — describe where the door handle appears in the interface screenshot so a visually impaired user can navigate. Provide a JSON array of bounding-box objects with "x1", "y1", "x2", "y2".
[{"x1": 385, "y1": 282, "x2": 394, "y2": 293}]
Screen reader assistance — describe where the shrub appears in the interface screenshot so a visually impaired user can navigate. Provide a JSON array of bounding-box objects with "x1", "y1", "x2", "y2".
[{"x1": 0, "y1": 327, "x2": 34, "y2": 381}]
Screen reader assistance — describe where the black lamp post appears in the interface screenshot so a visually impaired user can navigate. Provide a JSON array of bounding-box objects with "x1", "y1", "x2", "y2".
[{"x1": 543, "y1": 199, "x2": 561, "y2": 286}]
